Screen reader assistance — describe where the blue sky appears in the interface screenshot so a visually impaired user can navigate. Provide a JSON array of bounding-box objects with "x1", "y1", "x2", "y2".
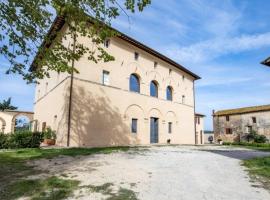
[{"x1": 1, "y1": 0, "x2": 270, "y2": 130}]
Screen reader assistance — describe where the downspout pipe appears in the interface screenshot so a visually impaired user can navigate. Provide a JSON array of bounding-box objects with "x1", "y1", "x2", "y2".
[
  {"x1": 193, "y1": 80, "x2": 197, "y2": 145},
  {"x1": 67, "y1": 31, "x2": 76, "y2": 147}
]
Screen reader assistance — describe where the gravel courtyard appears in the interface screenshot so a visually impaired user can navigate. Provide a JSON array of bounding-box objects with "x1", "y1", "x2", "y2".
[{"x1": 30, "y1": 145, "x2": 270, "y2": 200}]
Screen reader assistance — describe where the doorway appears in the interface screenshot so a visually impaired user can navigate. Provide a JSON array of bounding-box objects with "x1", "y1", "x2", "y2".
[{"x1": 150, "y1": 117, "x2": 159, "y2": 143}]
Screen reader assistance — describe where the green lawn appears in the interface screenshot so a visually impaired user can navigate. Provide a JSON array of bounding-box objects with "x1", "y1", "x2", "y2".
[
  {"x1": 243, "y1": 157, "x2": 270, "y2": 190},
  {"x1": 0, "y1": 146, "x2": 132, "y2": 200},
  {"x1": 223, "y1": 142, "x2": 270, "y2": 151}
]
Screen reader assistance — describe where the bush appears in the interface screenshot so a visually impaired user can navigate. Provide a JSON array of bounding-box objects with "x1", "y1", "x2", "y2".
[
  {"x1": 0, "y1": 131, "x2": 44, "y2": 149},
  {"x1": 254, "y1": 134, "x2": 268, "y2": 143},
  {"x1": 223, "y1": 142, "x2": 233, "y2": 145},
  {"x1": 0, "y1": 133, "x2": 9, "y2": 149},
  {"x1": 246, "y1": 130, "x2": 268, "y2": 143}
]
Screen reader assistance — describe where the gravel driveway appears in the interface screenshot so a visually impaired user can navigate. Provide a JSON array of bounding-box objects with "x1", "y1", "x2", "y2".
[{"x1": 30, "y1": 145, "x2": 270, "y2": 200}]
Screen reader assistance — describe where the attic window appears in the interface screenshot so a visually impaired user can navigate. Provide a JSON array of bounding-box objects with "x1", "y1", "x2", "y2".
[
  {"x1": 169, "y1": 69, "x2": 172, "y2": 74},
  {"x1": 154, "y1": 62, "x2": 158, "y2": 68},
  {"x1": 134, "y1": 52, "x2": 139, "y2": 60},
  {"x1": 104, "y1": 39, "x2": 110, "y2": 48},
  {"x1": 182, "y1": 75, "x2": 185, "y2": 81}
]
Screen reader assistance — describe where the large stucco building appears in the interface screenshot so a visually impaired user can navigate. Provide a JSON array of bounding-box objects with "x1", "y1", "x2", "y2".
[
  {"x1": 31, "y1": 16, "x2": 200, "y2": 147},
  {"x1": 213, "y1": 105, "x2": 270, "y2": 142}
]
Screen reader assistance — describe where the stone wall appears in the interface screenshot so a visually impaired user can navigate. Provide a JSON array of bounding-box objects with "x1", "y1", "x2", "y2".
[{"x1": 213, "y1": 111, "x2": 270, "y2": 142}]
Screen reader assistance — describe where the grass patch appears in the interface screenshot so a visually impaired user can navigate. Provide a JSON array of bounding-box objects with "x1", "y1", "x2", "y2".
[
  {"x1": 223, "y1": 142, "x2": 270, "y2": 151},
  {"x1": 0, "y1": 146, "x2": 133, "y2": 199},
  {"x1": 243, "y1": 156, "x2": 270, "y2": 190},
  {"x1": 2, "y1": 176, "x2": 80, "y2": 200},
  {"x1": 86, "y1": 183, "x2": 138, "y2": 200}
]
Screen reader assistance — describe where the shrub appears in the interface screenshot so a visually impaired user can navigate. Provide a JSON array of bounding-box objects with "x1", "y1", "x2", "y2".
[
  {"x1": 246, "y1": 130, "x2": 268, "y2": 143},
  {"x1": 0, "y1": 133, "x2": 9, "y2": 149},
  {"x1": 223, "y1": 142, "x2": 233, "y2": 145},
  {"x1": 0, "y1": 131, "x2": 43, "y2": 149},
  {"x1": 246, "y1": 130, "x2": 257, "y2": 142},
  {"x1": 254, "y1": 134, "x2": 268, "y2": 143}
]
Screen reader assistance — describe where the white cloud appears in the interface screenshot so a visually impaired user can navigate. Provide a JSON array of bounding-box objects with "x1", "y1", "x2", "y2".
[
  {"x1": 166, "y1": 32, "x2": 270, "y2": 64},
  {"x1": 197, "y1": 77, "x2": 253, "y2": 87}
]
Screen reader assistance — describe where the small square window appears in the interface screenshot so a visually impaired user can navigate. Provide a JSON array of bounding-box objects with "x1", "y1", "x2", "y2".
[
  {"x1": 131, "y1": 118, "x2": 138, "y2": 133},
  {"x1": 102, "y1": 70, "x2": 110, "y2": 85},
  {"x1": 252, "y1": 117, "x2": 256, "y2": 123},
  {"x1": 154, "y1": 62, "x2": 158, "y2": 68},
  {"x1": 182, "y1": 95, "x2": 185, "y2": 104},
  {"x1": 226, "y1": 115, "x2": 230, "y2": 121},
  {"x1": 45, "y1": 82, "x2": 48, "y2": 93},
  {"x1": 134, "y1": 52, "x2": 139, "y2": 60},
  {"x1": 104, "y1": 39, "x2": 110, "y2": 48},
  {"x1": 168, "y1": 122, "x2": 172, "y2": 134},
  {"x1": 247, "y1": 126, "x2": 252, "y2": 133},
  {"x1": 225, "y1": 128, "x2": 232, "y2": 134}
]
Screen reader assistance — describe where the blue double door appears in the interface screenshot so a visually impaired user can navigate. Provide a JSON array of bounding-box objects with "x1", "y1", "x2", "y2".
[{"x1": 150, "y1": 117, "x2": 159, "y2": 143}]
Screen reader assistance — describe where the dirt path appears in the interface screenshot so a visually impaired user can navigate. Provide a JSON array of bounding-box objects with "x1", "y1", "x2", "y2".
[{"x1": 29, "y1": 145, "x2": 270, "y2": 200}]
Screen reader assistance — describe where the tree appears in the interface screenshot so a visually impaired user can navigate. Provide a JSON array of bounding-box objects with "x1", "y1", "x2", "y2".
[
  {"x1": 0, "y1": 97, "x2": 18, "y2": 111},
  {"x1": 0, "y1": 0, "x2": 151, "y2": 83}
]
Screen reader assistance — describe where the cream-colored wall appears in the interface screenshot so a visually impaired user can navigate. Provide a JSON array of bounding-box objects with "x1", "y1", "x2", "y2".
[
  {"x1": 195, "y1": 116, "x2": 204, "y2": 144},
  {"x1": 33, "y1": 76, "x2": 70, "y2": 145},
  {"x1": 33, "y1": 26, "x2": 197, "y2": 147},
  {"x1": 75, "y1": 37, "x2": 195, "y2": 106},
  {"x1": 0, "y1": 112, "x2": 13, "y2": 133},
  {"x1": 66, "y1": 79, "x2": 195, "y2": 146}
]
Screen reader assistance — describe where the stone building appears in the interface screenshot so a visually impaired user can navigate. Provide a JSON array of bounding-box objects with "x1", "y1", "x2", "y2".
[
  {"x1": 213, "y1": 105, "x2": 270, "y2": 142},
  {"x1": 195, "y1": 113, "x2": 205, "y2": 144},
  {"x1": 30, "y1": 16, "x2": 200, "y2": 147}
]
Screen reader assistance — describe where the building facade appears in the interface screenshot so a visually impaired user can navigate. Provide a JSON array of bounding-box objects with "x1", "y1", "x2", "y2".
[
  {"x1": 32, "y1": 17, "x2": 200, "y2": 147},
  {"x1": 195, "y1": 113, "x2": 205, "y2": 144},
  {"x1": 213, "y1": 105, "x2": 270, "y2": 142}
]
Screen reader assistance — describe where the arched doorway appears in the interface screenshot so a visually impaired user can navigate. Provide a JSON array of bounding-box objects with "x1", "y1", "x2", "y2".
[{"x1": 11, "y1": 113, "x2": 33, "y2": 132}]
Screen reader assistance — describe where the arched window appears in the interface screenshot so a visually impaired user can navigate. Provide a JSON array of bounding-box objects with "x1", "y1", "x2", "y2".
[
  {"x1": 150, "y1": 81, "x2": 158, "y2": 97},
  {"x1": 129, "y1": 74, "x2": 140, "y2": 93},
  {"x1": 166, "y1": 86, "x2": 173, "y2": 101}
]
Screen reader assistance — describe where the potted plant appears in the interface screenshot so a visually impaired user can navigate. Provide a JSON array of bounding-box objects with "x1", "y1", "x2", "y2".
[
  {"x1": 43, "y1": 127, "x2": 56, "y2": 145},
  {"x1": 217, "y1": 138, "x2": 223, "y2": 145}
]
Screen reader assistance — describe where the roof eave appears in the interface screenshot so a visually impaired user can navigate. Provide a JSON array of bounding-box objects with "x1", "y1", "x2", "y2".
[{"x1": 261, "y1": 57, "x2": 270, "y2": 67}]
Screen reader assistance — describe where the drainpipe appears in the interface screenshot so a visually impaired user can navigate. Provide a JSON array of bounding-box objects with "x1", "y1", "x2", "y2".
[
  {"x1": 193, "y1": 80, "x2": 197, "y2": 145},
  {"x1": 67, "y1": 29, "x2": 77, "y2": 147}
]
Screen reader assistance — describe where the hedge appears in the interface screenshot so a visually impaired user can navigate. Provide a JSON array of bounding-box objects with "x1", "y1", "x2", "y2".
[{"x1": 0, "y1": 131, "x2": 44, "y2": 149}]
